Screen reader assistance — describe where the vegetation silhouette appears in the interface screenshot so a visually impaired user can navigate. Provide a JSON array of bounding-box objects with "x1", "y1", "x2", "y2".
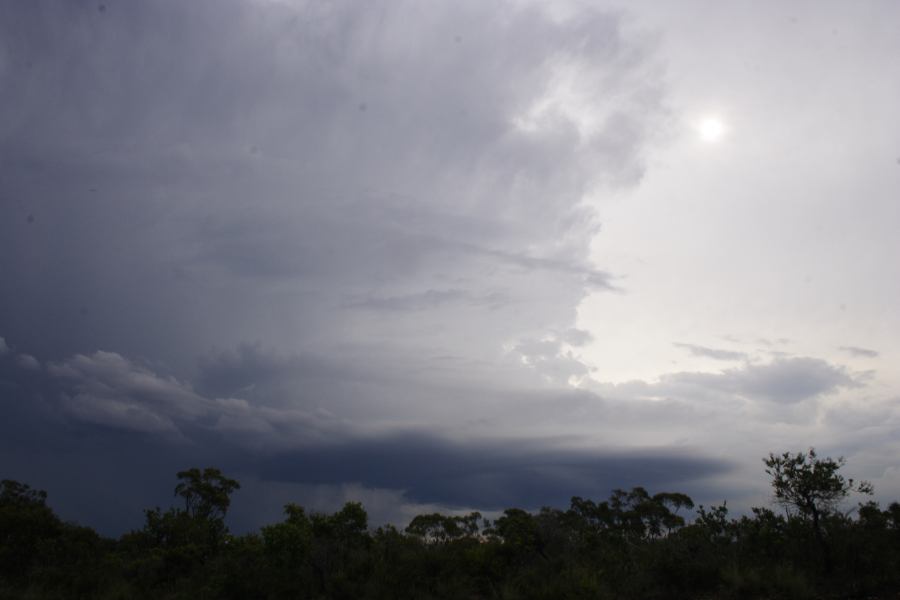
[
  {"x1": 2, "y1": 449, "x2": 899, "y2": 599},
  {"x1": 764, "y1": 448, "x2": 873, "y2": 574}
]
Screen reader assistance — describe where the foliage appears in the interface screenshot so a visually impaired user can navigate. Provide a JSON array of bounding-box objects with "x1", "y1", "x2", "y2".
[
  {"x1": 3, "y1": 453, "x2": 900, "y2": 599},
  {"x1": 764, "y1": 448, "x2": 873, "y2": 519},
  {"x1": 405, "y1": 511, "x2": 482, "y2": 543},
  {"x1": 174, "y1": 467, "x2": 241, "y2": 522},
  {"x1": 764, "y1": 448, "x2": 873, "y2": 574}
]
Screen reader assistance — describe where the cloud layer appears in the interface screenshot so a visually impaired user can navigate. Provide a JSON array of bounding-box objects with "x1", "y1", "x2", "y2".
[{"x1": 2, "y1": 1, "x2": 897, "y2": 534}]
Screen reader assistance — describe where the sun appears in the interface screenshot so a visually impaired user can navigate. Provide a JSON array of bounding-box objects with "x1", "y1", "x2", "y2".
[{"x1": 697, "y1": 116, "x2": 726, "y2": 142}]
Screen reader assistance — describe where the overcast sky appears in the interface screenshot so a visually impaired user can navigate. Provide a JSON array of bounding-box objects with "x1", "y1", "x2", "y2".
[{"x1": 2, "y1": 0, "x2": 899, "y2": 534}]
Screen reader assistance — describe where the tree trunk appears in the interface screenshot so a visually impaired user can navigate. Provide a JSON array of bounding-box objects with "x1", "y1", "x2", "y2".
[{"x1": 809, "y1": 505, "x2": 833, "y2": 574}]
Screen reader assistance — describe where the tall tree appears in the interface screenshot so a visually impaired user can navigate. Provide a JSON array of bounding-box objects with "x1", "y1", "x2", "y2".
[
  {"x1": 174, "y1": 467, "x2": 241, "y2": 522},
  {"x1": 764, "y1": 448, "x2": 872, "y2": 572}
]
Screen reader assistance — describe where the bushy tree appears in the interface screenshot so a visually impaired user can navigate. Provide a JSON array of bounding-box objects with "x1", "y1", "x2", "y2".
[
  {"x1": 117, "y1": 467, "x2": 243, "y2": 597},
  {"x1": 174, "y1": 467, "x2": 241, "y2": 522},
  {"x1": 764, "y1": 448, "x2": 872, "y2": 573},
  {"x1": 0, "y1": 479, "x2": 58, "y2": 585},
  {"x1": 406, "y1": 511, "x2": 482, "y2": 543}
]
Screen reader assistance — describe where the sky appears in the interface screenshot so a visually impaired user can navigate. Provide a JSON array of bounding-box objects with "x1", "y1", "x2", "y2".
[{"x1": 1, "y1": 0, "x2": 899, "y2": 535}]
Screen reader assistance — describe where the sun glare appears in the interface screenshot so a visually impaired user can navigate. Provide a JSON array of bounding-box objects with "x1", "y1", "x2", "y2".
[{"x1": 698, "y1": 116, "x2": 726, "y2": 142}]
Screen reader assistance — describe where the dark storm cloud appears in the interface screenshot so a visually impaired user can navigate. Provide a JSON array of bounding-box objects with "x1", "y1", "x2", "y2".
[
  {"x1": 0, "y1": 339, "x2": 733, "y2": 532},
  {"x1": 194, "y1": 343, "x2": 343, "y2": 400},
  {"x1": 673, "y1": 342, "x2": 747, "y2": 361},
  {"x1": 839, "y1": 345, "x2": 879, "y2": 358},
  {"x1": 0, "y1": 0, "x2": 673, "y2": 531},
  {"x1": 0, "y1": 0, "x2": 657, "y2": 372},
  {"x1": 0, "y1": 364, "x2": 252, "y2": 534},
  {"x1": 192, "y1": 341, "x2": 440, "y2": 419},
  {"x1": 0, "y1": 348, "x2": 181, "y2": 533},
  {"x1": 259, "y1": 433, "x2": 731, "y2": 509},
  {"x1": 15, "y1": 353, "x2": 41, "y2": 370},
  {"x1": 346, "y1": 289, "x2": 482, "y2": 312},
  {"x1": 192, "y1": 216, "x2": 616, "y2": 288},
  {"x1": 40, "y1": 346, "x2": 351, "y2": 446},
  {"x1": 47, "y1": 350, "x2": 210, "y2": 434}
]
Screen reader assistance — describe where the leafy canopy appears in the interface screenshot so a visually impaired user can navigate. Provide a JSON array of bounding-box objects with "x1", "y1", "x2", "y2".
[
  {"x1": 764, "y1": 448, "x2": 872, "y2": 518},
  {"x1": 174, "y1": 467, "x2": 241, "y2": 522}
]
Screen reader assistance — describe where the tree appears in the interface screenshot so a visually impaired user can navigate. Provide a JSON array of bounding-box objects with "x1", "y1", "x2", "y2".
[
  {"x1": 127, "y1": 467, "x2": 242, "y2": 589},
  {"x1": 405, "y1": 512, "x2": 482, "y2": 543},
  {"x1": 0, "y1": 480, "x2": 108, "y2": 595},
  {"x1": 261, "y1": 504, "x2": 314, "y2": 597},
  {"x1": 764, "y1": 448, "x2": 872, "y2": 573},
  {"x1": 0, "y1": 480, "x2": 60, "y2": 583},
  {"x1": 174, "y1": 467, "x2": 241, "y2": 522},
  {"x1": 569, "y1": 487, "x2": 694, "y2": 541},
  {"x1": 0, "y1": 479, "x2": 48, "y2": 507}
]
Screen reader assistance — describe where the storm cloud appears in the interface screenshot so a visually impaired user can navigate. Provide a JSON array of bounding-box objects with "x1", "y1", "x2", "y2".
[
  {"x1": 2, "y1": 0, "x2": 898, "y2": 533},
  {"x1": 260, "y1": 434, "x2": 731, "y2": 509},
  {"x1": 0, "y1": 0, "x2": 661, "y2": 377},
  {"x1": 0, "y1": 340, "x2": 732, "y2": 532}
]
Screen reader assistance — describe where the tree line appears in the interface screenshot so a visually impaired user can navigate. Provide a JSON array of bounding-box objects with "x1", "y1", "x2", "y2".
[{"x1": 2, "y1": 450, "x2": 899, "y2": 599}]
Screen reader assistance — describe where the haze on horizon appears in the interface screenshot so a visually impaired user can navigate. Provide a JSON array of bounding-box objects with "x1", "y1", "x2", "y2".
[{"x1": 1, "y1": 0, "x2": 899, "y2": 535}]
